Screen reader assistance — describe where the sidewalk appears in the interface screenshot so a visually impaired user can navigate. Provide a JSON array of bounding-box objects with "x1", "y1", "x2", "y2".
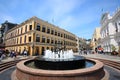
[{"x1": 78, "y1": 53, "x2": 120, "y2": 62}]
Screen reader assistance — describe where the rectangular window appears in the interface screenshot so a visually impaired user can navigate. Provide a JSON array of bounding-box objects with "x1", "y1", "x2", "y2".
[
  {"x1": 29, "y1": 25, "x2": 32, "y2": 30},
  {"x1": 61, "y1": 34, "x2": 63, "y2": 37},
  {"x1": 36, "y1": 37, "x2": 40, "y2": 42},
  {"x1": 115, "y1": 23, "x2": 118, "y2": 32},
  {"x1": 25, "y1": 25, "x2": 27, "y2": 32},
  {"x1": 47, "y1": 38, "x2": 50, "y2": 43},
  {"x1": 55, "y1": 31, "x2": 57, "y2": 36},
  {"x1": 20, "y1": 37, "x2": 22, "y2": 44},
  {"x1": 51, "y1": 39, "x2": 54, "y2": 44},
  {"x1": 58, "y1": 33, "x2": 60, "y2": 36},
  {"x1": 55, "y1": 40, "x2": 57, "y2": 44},
  {"x1": 17, "y1": 38, "x2": 19, "y2": 44},
  {"x1": 29, "y1": 36, "x2": 31, "y2": 42},
  {"x1": 51, "y1": 30, "x2": 54, "y2": 35},
  {"x1": 42, "y1": 37, "x2": 46, "y2": 43},
  {"x1": 36, "y1": 24, "x2": 40, "y2": 31},
  {"x1": 24, "y1": 36, "x2": 26, "y2": 43},
  {"x1": 11, "y1": 33, "x2": 12, "y2": 37},
  {"x1": 47, "y1": 28, "x2": 50, "y2": 34},
  {"x1": 21, "y1": 28, "x2": 23, "y2": 34},
  {"x1": 42, "y1": 26, "x2": 46, "y2": 32},
  {"x1": 64, "y1": 34, "x2": 66, "y2": 38},
  {"x1": 14, "y1": 39, "x2": 16, "y2": 44},
  {"x1": 18, "y1": 29, "x2": 19, "y2": 35},
  {"x1": 61, "y1": 41, "x2": 63, "y2": 45}
]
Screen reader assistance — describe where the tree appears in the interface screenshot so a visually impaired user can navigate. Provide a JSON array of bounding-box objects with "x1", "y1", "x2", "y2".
[
  {"x1": 111, "y1": 44, "x2": 116, "y2": 51},
  {"x1": 118, "y1": 46, "x2": 120, "y2": 56}
]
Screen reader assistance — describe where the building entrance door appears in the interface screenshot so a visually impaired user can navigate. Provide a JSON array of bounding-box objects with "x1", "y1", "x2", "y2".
[
  {"x1": 28, "y1": 46, "x2": 30, "y2": 55},
  {"x1": 41, "y1": 47, "x2": 45, "y2": 55},
  {"x1": 35, "y1": 47, "x2": 39, "y2": 55}
]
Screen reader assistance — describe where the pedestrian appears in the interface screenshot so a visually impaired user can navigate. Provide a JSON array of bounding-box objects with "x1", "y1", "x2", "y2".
[
  {"x1": 84, "y1": 50, "x2": 87, "y2": 55},
  {"x1": 95, "y1": 48, "x2": 98, "y2": 53},
  {"x1": 0, "y1": 52, "x2": 6, "y2": 60},
  {"x1": 23, "y1": 50, "x2": 28, "y2": 57}
]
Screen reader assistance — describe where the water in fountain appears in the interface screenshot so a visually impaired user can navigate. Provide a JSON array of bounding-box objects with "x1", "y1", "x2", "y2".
[
  {"x1": 25, "y1": 49, "x2": 95, "y2": 70},
  {"x1": 44, "y1": 49, "x2": 74, "y2": 59}
]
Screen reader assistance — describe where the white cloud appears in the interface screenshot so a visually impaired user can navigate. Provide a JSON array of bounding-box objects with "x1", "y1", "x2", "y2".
[
  {"x1": 49, "y1": 0, "x2": 79, "y2": 17},
  {"x1": 0, "y1": 0, "x2": 118, "y2": 39},
  {"x1": 0, "y1": 13, "x2": 15, "y2": 23}
]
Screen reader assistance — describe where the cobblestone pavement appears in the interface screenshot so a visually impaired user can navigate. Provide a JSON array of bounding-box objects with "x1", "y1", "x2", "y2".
[
  {"x1": 0, "y1": 66, "x2": 120, "y2": 80},
  {"x1": 0, "y1": 66, "x2": 15, "y2": 80},
  {"x1": 104, "y1": 66, "x2": 120, "y2": 80},
  {"x1": 0, "y1": 54, "x2": 120, "y2": 80}
]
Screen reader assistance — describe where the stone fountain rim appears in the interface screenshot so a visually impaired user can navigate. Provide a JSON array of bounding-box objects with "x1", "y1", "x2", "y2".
[{"x1": 16, "y1": 58, "x2": 104, "y2": 76}]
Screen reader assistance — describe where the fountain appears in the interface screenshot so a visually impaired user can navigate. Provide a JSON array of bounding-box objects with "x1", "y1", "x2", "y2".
[
  {"x1": 34, "y1": 49, "x2": 85, "y2": 70},
  {"x1": 44, "y1": 49, "x2": 74, "y2": 59},
  {"x1": 11, "y1": 44, "x2": 105, "y2": 80}
]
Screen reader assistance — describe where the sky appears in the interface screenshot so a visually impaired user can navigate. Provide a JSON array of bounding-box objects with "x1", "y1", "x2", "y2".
[{"x1": 0, "y1": 0, "x2": 119, "y2": 39}]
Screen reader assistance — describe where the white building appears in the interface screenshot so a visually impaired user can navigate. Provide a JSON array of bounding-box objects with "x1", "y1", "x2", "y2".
[
  {"x1": 113, "y1": 8, "x2": 120, "y2": 50},
  {"x1": 100, "y1": 8, "x2": 120, "y2": 52}
]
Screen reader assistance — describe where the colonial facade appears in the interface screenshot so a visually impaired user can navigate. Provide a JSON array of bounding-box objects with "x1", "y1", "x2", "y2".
[
  {"x1": 100, "y1": 8, "x2": 120, "y2": 52},
  {"x1": 113, "y1": 8, "x2": 120, "y2": 53},
  {"x1": 5, "y1": 16, "x2": 77, "y2": 55},
  {"x1": 91, "y1": 27, "x2": 101, "y2": 50},
  {"x1": 0, "y1": 21, "x2": 17, "y2": 48},
  {"x1": 76, "y1": 37, "x2": 86, "y2": 51}
]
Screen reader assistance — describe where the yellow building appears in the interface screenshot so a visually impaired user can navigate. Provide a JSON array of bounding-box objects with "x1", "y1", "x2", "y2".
[
  {"x1": 91, "y1": 27, "x2": 101, "y2": 50},
  {"x1": 5, "y1": 16, "x2": 77, "y2": 55}
]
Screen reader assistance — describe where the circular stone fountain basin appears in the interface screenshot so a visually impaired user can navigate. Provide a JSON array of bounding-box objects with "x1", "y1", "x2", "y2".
[
  {"x1": 32, "y1": 56, "x2": 86, "y2": 70},
  {"x1": 12, "y1": 58, "x2": 105, "y2": 80}
]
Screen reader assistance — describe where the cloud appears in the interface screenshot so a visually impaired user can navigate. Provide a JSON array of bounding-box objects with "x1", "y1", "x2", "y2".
[
  {"x1": 0, "y1": 0, "x2": 118, "y2": 39},
  {"x1": 0, "y1": 13, "x2": 15, "y2": 23},
  {"x1": 49, "y1": 0, "x2": 80, "y2": 17}
]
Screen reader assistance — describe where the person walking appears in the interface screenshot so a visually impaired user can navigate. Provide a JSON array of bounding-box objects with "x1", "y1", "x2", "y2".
[
  {"x1": 84, "y1": 49, "x2": 87, "y2": 55},
  {"x1": 23, "y1": 50, "x2": 28, "y2": 57}
]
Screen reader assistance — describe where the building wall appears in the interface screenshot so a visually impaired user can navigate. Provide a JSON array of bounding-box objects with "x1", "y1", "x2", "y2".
[
  {"x1": 100, "y1": 8, "x2": 120, "y2": 52},
  {"x1": 5, "y1": 17, "x2": 77, "y2": 55},
  {"x1": 0, "y1": 21, "x2": 17, "y2": 44},
  {"x1": 76, "y1": 37, "x2": 86, "y2": 51},
  {"x1": 91, "y1": 27, "x2": 101, "y2": 50},
  {"x1": 113, "y1": 8, "x2": 120, "y2": 53}
]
